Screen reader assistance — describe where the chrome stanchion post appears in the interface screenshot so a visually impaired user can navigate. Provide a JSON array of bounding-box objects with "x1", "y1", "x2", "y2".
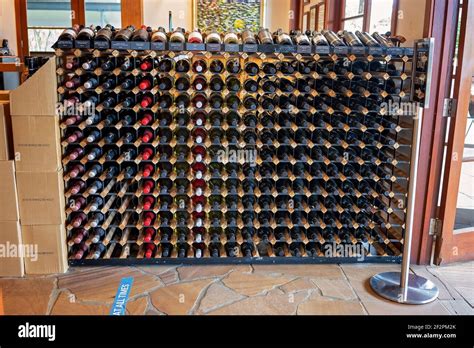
[{"x1": 370, "y1": 38, "x2": 439, "y2": 304}]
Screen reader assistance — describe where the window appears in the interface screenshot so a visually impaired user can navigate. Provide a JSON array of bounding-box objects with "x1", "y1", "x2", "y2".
[
  {"x1": 27, "y1": 0, "x2": 72, "y2": 52},
  {"x1": 307, "y1": 2, "x2": 326, "y2": 31},
  {"x1": 317, "y1": 3, "x2": 325, "y2": 31},
  {"x1": 369, "y1": 0, "x2": 395, "y2": 33},
  {"x1": 341, "y1": 0, "x2": 365, "y2": 31},
  {"x1": 20, "y1": 0, "x2": 134, "y2": 56},
  {"x1": 85, "y1": 0, "x2": 121, "y2": 28},
  {"x1": 341, "y1": 0, "x2": 396, "y2": 33}
]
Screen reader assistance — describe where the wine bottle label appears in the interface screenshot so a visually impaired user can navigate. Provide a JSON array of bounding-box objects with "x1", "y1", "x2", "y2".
[
  {"x1": 295, "y1": 34, "x2": 310, "y2": 45},
  {"x1": 60, "y1": 28, "x2": 78, "y2": 40},
  {"x1": 78, "y1": 27, "x2": 95, "y2": 39},
  {"x1": 277, "y1": 33, "x2": 292, "y2": 45},
  {"x1": 223, "y1": 32, "x2": 238, "y2": 44},
  {"x1": 188, "y1": 31, "x2": 203, "y2": 43},
  {"x1": 170, "y1": 31, "x2": 185, "y2": 43},
  {"x1": 152, "y1": 30, "x2": 167, "y2": 42},
  {"x1": 257, "y1": 29, "x2": 273, "y2": 44}
]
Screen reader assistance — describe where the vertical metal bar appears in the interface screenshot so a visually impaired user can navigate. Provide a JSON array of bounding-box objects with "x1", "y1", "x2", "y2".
[
  {"x1": 400, "y1": 38, "x2": 434, "y2": 300},
  {"x1": 169, "y1": 11, "x2": 173, "y2": 32},
  {"x1": 400, "y1": 106, "x2": 423, "y2": 300}
]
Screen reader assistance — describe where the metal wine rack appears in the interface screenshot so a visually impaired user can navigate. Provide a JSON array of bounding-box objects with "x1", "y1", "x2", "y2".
[{"x1": 55, "y1": 40, "x2": 431, "y2": 265}]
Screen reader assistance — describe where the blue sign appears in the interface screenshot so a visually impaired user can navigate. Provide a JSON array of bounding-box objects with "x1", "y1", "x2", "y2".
[{"x1": 109, "y1": 277, "x2": 134, "y2": 315}]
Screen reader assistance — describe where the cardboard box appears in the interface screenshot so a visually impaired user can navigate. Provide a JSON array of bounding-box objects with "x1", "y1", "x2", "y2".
[
  {"x1": 0, "y1": 221, "x2": 24, "y2": 277},
  {"x1": 16, "y1": 170, "x2": 65, "y2": 225},
  {"x1": 10, "y1": 59, "x2": 57, "y2": 116},
  {"x1": 11, "y1": 115, "x2": 62, "y2": 172},
  {"x1": 0, "y1": 161, "x2": 20, "y2": 221},
  {"x1": 0, "y1": 102, "x2": 13, "y2": 160},
  {"x1": 21, "y1": 224, "x2": 68, "y2": 274}
]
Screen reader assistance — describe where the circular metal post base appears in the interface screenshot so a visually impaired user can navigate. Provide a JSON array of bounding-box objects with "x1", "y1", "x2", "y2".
[{"x1": 370, "y1": 272, "x2": 439, "y2": 305}]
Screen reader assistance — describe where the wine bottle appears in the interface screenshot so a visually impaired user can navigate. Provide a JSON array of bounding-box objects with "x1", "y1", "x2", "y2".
[
  {"x1": 58, "y1": 25, "x2": 80, "y2": 41},
  {"x1": 321, "y1": 30, "x2": 345, "y2": 46},
  {"x1": 95, "y1": 24, "x2": 114, "y2": 42},
  {"x1": 205, "y1": 30, "x2": 222, "y2": 44},
  {"x1": 188, "y1": 28, "x2": 203, "y2": 43},
  {"x1": 226, "y1": 59, "x2": 241, "y2": 74},
  {"x1": 372, "y1": 32, "x2": 394, "y2": 47},
  {"x1": 114, "y1": 25, "x2": 135, "y2": 41},
  {"x1": 312, "y1": 31, "x2": 329, "y2": 45},
  {"x1": 274, "y1": 29, "x2": 292, "y2": 45},
  {"x1": 192, "y1": 59, "x2": 207, "y2": 73},
  {"x1": 223, "y1": 30, "x2": 239, "y2": 44},
  {"x1": 355, "y1": 31, "x2": 380, "y2": 47},
  {"x1": 131, "y1": 25, "x2": 151, "y2": 41},
  {"x1": 210, "y1": 59, "x2": 224, "y2": 73},
  {"x1": 257, "y1": 28, "x2": 273, "y2": 44},
  {"x1": 242, "y1": 29, "x2": 257, "y2": 44},
  {"x1": 151, "y1": 27, "x2": 168, "y2": 42},
  {"x1": 342, "y1": 30, "x2": 364, "y2": 46},
  {"x1": 169, "y1": 27, "x2": 186, "y2": 43}
]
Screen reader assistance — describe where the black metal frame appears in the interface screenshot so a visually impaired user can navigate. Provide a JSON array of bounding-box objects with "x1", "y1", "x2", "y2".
[
  {"x1": 70, "y1": 255, "x2": 402, "y2": 266},
  {"x1": 57, "y1": 40, "x2": 428, "y2": 266}
]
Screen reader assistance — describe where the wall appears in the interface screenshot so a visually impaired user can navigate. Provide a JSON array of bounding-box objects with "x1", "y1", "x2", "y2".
[
  {"x1": 396, "y1": 0, "x2": 427, "y2": 45},
  {"x1": 0, "y1": 0, "x2": 18, "y2": 55},
  {"x1": 265, "y1": 0, "x2": 291, "y2": 32},
  {"x1": 143, "y1": 0, "x2": 193, "y2": 30}
]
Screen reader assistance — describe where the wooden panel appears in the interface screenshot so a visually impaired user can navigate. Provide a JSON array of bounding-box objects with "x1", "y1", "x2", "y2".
[
  {"x1": 121, "y1": 0, "x2": 143, "y2": 28},
  {"x1": 436, "y1": 0, "x2": 474, "y2": 264},
  {"x1": 441, "y1": 232, "x2": 474, "y2": 263},
  {"x1": 71, "y1": 0, "x2": 85, "y2": 26},
  {"x1": 412, "y1": 0, "x2": 459, "y2": 265},
  {"x1": 290, "y1": 0, "x2": 304, "y2": 31},
  {"x1": 0, "y1": 62, "x2": 24, "y2": 73},
  {"x1": 325, "y1": 0, "x2": 342, "y2": 31},
  {"x1": 303, "y1": 12, "x2": 309, "y2": 30},
  {"x1": 14, "y1": 0, "x2": 28, "y2": 61},
  {"x1": 391, "y1": 0, "x2": 399, "y2": 34}
]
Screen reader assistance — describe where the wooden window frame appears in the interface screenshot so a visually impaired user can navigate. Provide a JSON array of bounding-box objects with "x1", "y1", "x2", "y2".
[
  {"x1": 303, "y1": 11, "x2": 309, "y2": 31},
  {"x1": 14, "y1": 0, "x2": 143, "y2": 60},
  {"x1": 309, "y1": 4, "x2": 318, "y2": 31},
  {"x1": 291, "y1": 0, "x2": 327, "y2": 32},
  {"x1": 316, "y1": 2, "x2": 326, "y2": 31},
  {"x1": 340, "y1": 0, "x2": 367, "y2": 31},
  {"x1": 409, "y1": 0, "x2": 474, "y2": 265},
  {"x1": 340, "y1": 0, "x2": 399, "y2": 34}
]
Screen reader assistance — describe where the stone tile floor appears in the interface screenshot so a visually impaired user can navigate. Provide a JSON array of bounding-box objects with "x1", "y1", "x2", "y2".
[{"x1": 0, "y1": 262, "x2": 472, "y2": 315}]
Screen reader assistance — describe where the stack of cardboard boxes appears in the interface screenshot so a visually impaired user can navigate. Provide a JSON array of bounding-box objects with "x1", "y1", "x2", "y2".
[
  {"x1": 8, "y1": 59, "x2": 68, "y2": 275},
  {"x1": 0, "y1": 95, "x2": 24, "y2": 277}
]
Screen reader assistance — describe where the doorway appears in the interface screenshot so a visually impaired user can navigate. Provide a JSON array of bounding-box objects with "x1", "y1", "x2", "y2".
[{"x1": 434, "y1": 0, "x2": 474, "y2": 264}]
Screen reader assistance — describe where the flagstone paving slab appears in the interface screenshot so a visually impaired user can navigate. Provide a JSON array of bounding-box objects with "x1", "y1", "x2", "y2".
[
  {"x1": 222, "y1": 271, "x2": 294, "y2": 297},
  {"x1": 0, "y1": 277, "x2": 55, "y2": 315},
  {"x1": 149, "y1": 279, "x2": 214, "y2": 315},
  {"x1": 196, "y1": 282, "x2": 245, "y2": 314},
  {"x1": 297, "y1": 298, "x2": 366, "y2": 315},
  {"x1": 57, "y1": 267, "x2": 161, "y2": 303}
]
